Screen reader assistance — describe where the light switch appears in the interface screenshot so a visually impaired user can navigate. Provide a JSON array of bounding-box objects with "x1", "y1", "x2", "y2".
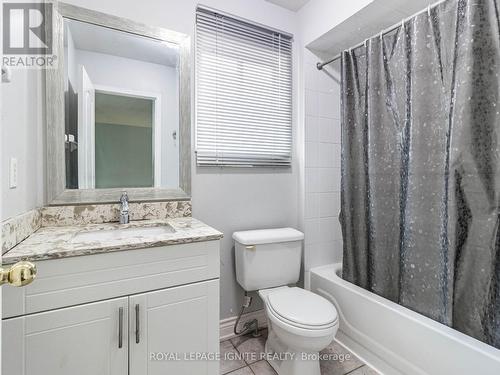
[{"x1": 9, "y1": 157, "x2": 18, "y2": 189}]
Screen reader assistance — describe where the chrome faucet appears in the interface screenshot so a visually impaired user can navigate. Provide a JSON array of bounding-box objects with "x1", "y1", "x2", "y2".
[{"x1": 119, "y1": 191, "x2": 129, "y2": 224}]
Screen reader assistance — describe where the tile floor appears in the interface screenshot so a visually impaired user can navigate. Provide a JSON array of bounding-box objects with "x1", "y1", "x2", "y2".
[{"x1": 220, "y1": 329, "x2": 380, "y2": 375}]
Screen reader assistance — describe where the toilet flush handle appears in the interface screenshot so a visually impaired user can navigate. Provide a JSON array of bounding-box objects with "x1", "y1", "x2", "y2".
[{"x1": 245, "y1": 245, "x2": 256, "y2": 251}]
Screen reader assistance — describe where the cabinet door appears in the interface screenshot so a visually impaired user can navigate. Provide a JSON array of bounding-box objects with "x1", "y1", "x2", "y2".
[
  {"x1": 3, "y1": 297, "x2": 128, "y2": 375},
  {"x1": 130, "y1": 280, "x2": 219, "y2": 375}
]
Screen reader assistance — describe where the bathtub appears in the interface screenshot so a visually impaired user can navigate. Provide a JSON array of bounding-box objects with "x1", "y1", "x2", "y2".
[{"x1": 310, "y1": 263, "x2": 500, "y2": 375}]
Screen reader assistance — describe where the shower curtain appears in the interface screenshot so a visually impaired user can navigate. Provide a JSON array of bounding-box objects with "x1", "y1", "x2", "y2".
[{"x1": 340, "y1": 0, "x2": 500, "y2": 348}]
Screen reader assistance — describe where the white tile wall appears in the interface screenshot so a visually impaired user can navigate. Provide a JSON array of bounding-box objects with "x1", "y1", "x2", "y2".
[
  {"x1": 303, "y1": 49, "x2": 343, "y2": 274},
  {"x1": 305, "y1": 116, "x2": 319, "y2": 142}
]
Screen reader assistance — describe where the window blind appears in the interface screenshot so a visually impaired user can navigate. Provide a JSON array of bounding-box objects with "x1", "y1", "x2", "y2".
[{"x1": 195, "y1": 7, "x2": 293, "y2": 167}]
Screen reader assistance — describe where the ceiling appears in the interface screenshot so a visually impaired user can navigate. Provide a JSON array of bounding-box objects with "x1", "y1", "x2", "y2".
[
  {"x1": 65, "y1": 19, "x2": 179, "y2": 67},
  {"x1": 265, "y1": 0, "x2": 311, "y2": 11}
]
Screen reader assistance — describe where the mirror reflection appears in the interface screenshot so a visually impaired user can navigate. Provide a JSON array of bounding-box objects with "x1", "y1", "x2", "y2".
[{"x1": 63, "y1": 19, "x2": 180, "y2": 190}]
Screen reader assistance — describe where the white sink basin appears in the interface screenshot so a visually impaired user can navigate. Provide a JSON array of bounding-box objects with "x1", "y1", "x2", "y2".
[{"x1": 73, "y1": 224, "x2": 175, "y2": 243}]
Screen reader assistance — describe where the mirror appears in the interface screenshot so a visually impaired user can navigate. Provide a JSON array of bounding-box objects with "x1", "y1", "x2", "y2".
[
  {"x1": 64, "y1": 19, "x2": 180, "y2": 190},
  {"x1": 47, "y1": 3, "x2": 191, "y2": 204}
]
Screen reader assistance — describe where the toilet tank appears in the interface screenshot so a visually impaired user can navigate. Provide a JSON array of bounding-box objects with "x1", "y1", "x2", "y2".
[{"x1": 233, "y1": 228, "x2": 304, "y2": 291}]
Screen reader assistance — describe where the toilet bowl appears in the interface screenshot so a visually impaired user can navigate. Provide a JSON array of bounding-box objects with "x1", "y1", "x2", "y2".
[
  {"x1": 233, "y1": 228, "x2": 339, "y2": 375},
  {"x1": 259, "y1": 286, "x2": 338, "y2": 375}
]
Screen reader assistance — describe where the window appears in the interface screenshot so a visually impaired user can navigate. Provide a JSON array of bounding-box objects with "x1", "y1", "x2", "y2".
[{"x1": 195, "y1": 7, "x2": 293, "y2": 167}]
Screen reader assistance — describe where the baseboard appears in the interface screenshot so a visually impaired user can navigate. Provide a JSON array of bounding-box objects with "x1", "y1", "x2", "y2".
[{"x1": 220, "y1": 309, "x2": 267, "y2": 342}]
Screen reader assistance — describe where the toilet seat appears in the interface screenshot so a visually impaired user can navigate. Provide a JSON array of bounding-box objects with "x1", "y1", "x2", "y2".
[
  {"x1": 257, "y1": 285, "x2": 339, "y2": 374},
  {"x1": 265, "y1": 287, "x2": 338, "y2": 331}
]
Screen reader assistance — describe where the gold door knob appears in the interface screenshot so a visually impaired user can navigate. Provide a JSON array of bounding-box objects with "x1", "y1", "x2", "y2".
[{"x1": 0, "y1": 261, "x2": 37, "y2": 287}]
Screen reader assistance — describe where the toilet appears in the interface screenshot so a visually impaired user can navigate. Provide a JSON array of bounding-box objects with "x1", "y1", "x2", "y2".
[{"x1": 233, "y1": 228, "x2": 338, "y2": 375}]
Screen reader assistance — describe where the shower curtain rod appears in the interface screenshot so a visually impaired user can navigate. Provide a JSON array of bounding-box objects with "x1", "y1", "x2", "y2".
[{"x1": 316, "y1": 0, "x2": 444, "y2": 70}]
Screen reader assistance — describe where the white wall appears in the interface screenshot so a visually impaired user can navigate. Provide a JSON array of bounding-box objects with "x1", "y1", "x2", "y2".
[
  {"x1": 57, "y1": 0, "x2": 301, "y2": 319},
  {"x1": 1, "y1": 0, "x2": 45, "y2": 221},
  {"x1": 1, "y1": 68, "x2": 45, "y2": 220}
]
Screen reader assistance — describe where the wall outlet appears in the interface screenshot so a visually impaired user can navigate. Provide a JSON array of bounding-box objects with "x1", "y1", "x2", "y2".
[{"x1": 9, "y1": 157, "x2": 18, "y2": 189}]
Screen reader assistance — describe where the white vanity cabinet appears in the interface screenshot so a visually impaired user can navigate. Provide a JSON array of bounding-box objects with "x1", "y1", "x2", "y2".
[
  {"x1": 2, "y1": 240, "x2": 221, "y2": 375},
  {"x1": 4, "y1": 297, "x2": 129, "y2": 375},
  {"x1": 130, "y1": 280, "x2": 219, "y2": 375}
]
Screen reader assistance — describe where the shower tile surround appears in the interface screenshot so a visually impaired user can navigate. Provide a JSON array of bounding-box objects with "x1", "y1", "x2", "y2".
[
  {"x1": 303, "y1": 49, "x2": 342, "y2": 281},
  {"x1": 1, "y1": 200, "x2": 192, "y2": 253}
]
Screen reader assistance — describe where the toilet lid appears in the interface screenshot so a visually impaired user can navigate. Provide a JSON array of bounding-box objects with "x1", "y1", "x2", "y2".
[{"x1": 267, "y1": 287, "x2": 338, "y2": 328}]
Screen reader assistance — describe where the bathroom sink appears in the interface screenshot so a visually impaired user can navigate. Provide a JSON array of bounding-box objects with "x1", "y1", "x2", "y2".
[{"x1": 72, "y1": 224, "x2": 175, "y2": 243}]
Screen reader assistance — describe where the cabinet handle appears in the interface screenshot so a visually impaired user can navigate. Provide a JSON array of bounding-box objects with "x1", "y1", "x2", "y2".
[
  {"x1": 135, "y1": 304, "x2": 140, "y2": 344},
  {"x1": 118, "y1": 307, "x2": 123, "y2": 349}
]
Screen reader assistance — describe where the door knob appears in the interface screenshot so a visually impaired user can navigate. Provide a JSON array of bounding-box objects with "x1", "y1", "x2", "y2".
[{"x1": 0, "y1": 261, "x2": 37, "y2": 287}]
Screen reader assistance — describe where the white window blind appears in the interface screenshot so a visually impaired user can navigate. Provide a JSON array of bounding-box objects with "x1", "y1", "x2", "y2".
[{"x1": 195, "y1": 7, "x2": 293, "y2": 167}]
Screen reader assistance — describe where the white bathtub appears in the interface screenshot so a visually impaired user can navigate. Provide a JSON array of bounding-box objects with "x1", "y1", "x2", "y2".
[{"x1": 310, "y1": 263, "x2": 500, "y2": 375}]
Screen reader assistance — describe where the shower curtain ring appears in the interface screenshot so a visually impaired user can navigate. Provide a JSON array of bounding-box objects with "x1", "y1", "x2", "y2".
[{"x1": 427, "y1": 5, "x2": 431, "y2": 16}]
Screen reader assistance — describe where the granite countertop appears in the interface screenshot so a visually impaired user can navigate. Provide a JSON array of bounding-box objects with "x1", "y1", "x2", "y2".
[{"x1": 3, "y1": 217, "x2": 223, "y2": 264}]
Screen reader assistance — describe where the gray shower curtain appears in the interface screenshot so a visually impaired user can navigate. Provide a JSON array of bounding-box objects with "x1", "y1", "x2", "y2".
[{"x1": 340, "y1": 0, "x2": 500, "y2": 348}]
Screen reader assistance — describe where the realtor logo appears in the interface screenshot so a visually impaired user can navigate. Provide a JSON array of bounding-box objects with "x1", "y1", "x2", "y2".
[{"x1": 3, "y1": 2, "x2": 53, "y2": 55}]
